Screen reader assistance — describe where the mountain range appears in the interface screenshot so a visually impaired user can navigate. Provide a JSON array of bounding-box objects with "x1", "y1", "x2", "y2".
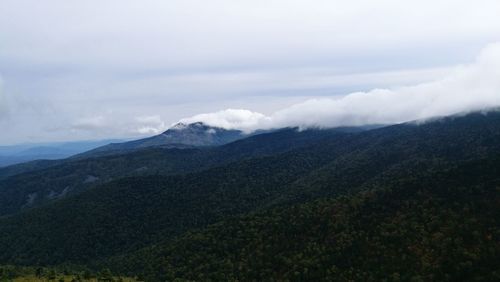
[{"x1": 0, "y1": 110, "x2": 499, "y2": 281}]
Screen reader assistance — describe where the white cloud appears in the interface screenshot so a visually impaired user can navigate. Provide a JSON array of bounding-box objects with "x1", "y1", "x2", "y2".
[
  {"x1": 180, "y1": 109, "x2": 268, "y2": 132},
  {"x1": 178, "y1": 43, "x2": 500, "y2": 131},
  {"x1": 134, "y1": 115, "x2": 167, "y2": 135}
]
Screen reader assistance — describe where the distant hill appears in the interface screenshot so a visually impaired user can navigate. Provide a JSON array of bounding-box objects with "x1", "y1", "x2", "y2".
[{"x1": 0, "y1": 139, "x2": 123, "y2": 167}]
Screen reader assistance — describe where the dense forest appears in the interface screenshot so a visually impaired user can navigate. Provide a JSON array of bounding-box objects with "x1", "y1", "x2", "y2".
[
  {"x1": 0, "y1": 111, "x2": 499, "y2": 281},
  {"x1": 111, "y1": 156, "x2": 500, "y2": 281}
]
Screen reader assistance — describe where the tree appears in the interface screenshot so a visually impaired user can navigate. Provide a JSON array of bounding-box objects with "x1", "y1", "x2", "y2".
[
  {"x1": 97, "y1": 268, "x2": 114, "y2": 282},
  {"x1": 48, "y1": 270, "x2": 57, "y2": 281},
  {"x1": 36, "y1": 267, "x2": 44, "y2": 278}
]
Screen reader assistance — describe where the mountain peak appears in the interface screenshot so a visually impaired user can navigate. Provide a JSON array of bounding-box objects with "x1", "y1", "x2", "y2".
[
  {"x1": 158, "y1": 122, "x2": 243, "y2": 147},
  {"x1": 81, "y1": 122, "x2": 246, "y2": 157},
  {"x1": 170, "y1": 122, "x2": 189, "y2": 130},
  {"x1": 168, "y1": 121, "x2": 213, "y2": 132}
]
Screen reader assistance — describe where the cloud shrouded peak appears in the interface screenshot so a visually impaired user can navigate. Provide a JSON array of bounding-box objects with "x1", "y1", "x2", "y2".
[
  {"x1": 177, "y1": 42, "x2": 500, "y2": 132},
  {"x1": 179, "y1": 109, "x2": 269, "y2": 132}
]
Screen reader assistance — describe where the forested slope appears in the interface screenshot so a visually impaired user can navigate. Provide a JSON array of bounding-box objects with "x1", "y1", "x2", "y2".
[
  {"x1": 112, "y1": 156, "x2": 500, "y2": 281},
  {"x1": 0, "y1": 111, "x2": 498, "y2": 281},
  {"x1": 0, "y1": 128, "x2": 351, "y2": 216}
]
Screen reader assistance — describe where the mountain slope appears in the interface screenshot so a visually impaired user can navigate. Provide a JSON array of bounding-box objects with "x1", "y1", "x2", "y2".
[
  {"x1": 79, "y1": 122, "x2": 245, "y2": 158},
  {"x1": 0, "y1": 127, "x2": 354, "y2": 216},
  {"x1": 0, "y1": 111, "x2": 499, "y2": 268},
  {"x1": 273, "y1": 111, "x2": 500, "y2": 205},
  {"x1": 0, "y1": 159, "x2": 62, "y2": 181},
  {"x1": 113, "y1": 155, "x2": 500, "y2": 281}
]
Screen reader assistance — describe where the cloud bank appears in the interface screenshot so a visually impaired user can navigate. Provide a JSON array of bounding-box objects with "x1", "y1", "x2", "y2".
[{"x1": 180, "y1": 43, "x2": 500, "y2": 131}]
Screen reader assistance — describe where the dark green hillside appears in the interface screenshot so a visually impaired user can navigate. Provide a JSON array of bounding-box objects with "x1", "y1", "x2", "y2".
[
  {"x1": 112, "y1": 156, "x2": 500, "y2": 281},
  {"x1": 277, "y1": 111, "x2": 500, "y2": 204},
  {"x1": 0, "y1": 128, "x2": 352, "y2": 216},
  {"x1": 0, "y1": 141, "x2": 347, "y2": 265},
  {"x1": 0, "y1": 111, "x2": 499, "y2": 270},
  {"x1": 0, "y1": 159, "x2": 60, "y2": 180}
]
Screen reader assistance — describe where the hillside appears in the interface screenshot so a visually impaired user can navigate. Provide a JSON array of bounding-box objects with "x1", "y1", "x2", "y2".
[
  {"x1": 0, "y1": 127, "x2": 353, "y2": 216},
  {"x1": 113, "y1": 156, "x2": 500, "y2": 281},
  {"x1": 0, "y1": 111, "x2": 498, "y2": 272},
  {"x1": 0, "y1": 122, "x2": 245, "y2": 180}
]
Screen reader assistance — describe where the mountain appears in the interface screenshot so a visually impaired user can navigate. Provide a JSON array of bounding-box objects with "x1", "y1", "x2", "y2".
[
  {"x1": 0, "y1": 123, "x2": 377, "y2": 181},
  {"x1": 79, "y1": 122, "x2": 246, "y2": 158},
  {"x1": 0, "y1": 110, "x2": 498, "y2": 277},
  {"x1": 0, "y1": 122, "x2": 249, "y2": 197},
  {"x1": 0, "y1": 139, "x2": 123, "y2": 167},
  {"x1": 0, "y1": 127, "x2": 360, "y2": 216}
]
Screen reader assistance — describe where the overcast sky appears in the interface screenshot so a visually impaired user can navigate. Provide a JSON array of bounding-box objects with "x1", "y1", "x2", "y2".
[{"x1": 1, "y1": 0, "x2": 500, "y2": 145}]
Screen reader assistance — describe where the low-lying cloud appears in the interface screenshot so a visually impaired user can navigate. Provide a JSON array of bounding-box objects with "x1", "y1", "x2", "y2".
[
  {"x1": 180, "y1": 42, "x2": 500, "y2": 132},
  {"x1": 72, "y1": 115, "x2": 167, "y2": 136}
]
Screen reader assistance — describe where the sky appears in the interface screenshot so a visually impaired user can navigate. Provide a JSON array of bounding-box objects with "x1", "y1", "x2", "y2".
[{"x1": 1, "y1": 0, "x2": 500, "y2": 144}]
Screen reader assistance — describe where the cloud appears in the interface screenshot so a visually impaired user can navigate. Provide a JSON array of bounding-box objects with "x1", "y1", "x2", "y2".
[
  {"x1": 134, "y1": 115, "x2": 167, "y2": 135},
  {"x1": 70, "y1": 114, "x2": 168, "y2": 137},
  {"x1": 0, "y1": 77, "x2": 7, "y2": 119},
  {"x1": 179, "y1": 109, "x2": 268, "y2": 132},
  {"x1": 2, "y1": 1, "x2": 500, "y2": 144},
  {"x1": 178, "y1": 42, "x2": 500, "y2": 131},
  {"x1": 72, "y1": 116, "x2": 107, "y2": 131},
  {"x1": 2, "y1": 0, "x2": 500, "y2": 72}
]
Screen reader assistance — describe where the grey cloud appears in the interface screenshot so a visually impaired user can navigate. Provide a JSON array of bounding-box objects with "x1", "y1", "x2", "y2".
[
  {"x1": 70, "y1": 114, "x2": 167, "y2": 136},
  {"x1": 2, "y1": 0, "x2": 500, "y2": 71},
  {"x1": 180, "y1": 43, "x2": 500, "y2": 131},
  {"x1": 1, "y1": 0, "x2": 500, "y2": 144}
]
